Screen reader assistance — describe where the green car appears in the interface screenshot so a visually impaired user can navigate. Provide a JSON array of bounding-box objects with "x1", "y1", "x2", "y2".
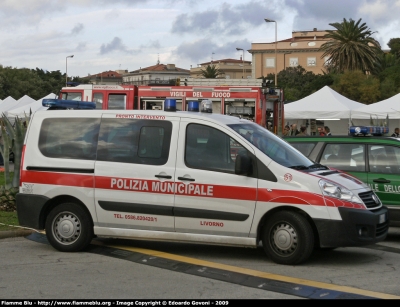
[{"x1": 284, "y1": 135, "x2": 400, "y2": 225}]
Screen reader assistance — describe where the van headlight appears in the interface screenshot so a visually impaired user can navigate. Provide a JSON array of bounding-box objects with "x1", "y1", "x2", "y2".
[{"x1": 319, "y1": 179, "x2": 363, "y2": 204}]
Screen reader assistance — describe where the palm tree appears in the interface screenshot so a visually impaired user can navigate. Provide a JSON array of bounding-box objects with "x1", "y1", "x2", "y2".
[
  {"x1": 199, "y1": 64, "x2": 223, "y2": 78},
  {"x1": 373, "y1": 52, "x2": 398, "y2": 75},
  {"x1": 320, "y1": 18, "x2": 382, "y2": 74}
]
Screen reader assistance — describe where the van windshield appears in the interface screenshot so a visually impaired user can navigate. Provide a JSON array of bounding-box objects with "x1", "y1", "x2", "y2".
[{"x1": 228, "y1": 122, "x2": 316, "y2": 169}]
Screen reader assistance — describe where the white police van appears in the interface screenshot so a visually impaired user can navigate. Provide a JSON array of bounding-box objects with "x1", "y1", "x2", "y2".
[{"x1": 16, "y1": 99, "x2": 389, "y2": 265}]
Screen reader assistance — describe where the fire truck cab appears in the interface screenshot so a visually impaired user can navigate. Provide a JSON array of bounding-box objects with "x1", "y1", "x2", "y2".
[{"x1": 60, "y1": 84, "x2": 138, "y2": 110}]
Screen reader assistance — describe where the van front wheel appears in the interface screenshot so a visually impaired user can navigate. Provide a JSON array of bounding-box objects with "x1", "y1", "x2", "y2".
[
  {"x1": 262, "y1": 211, "x2": 314, "y2": 265},
  {"x1": 45, "y1": 203, "x2": 93, "y2": 252}
]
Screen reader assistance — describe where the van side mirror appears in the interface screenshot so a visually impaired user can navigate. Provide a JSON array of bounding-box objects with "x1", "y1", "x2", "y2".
[{"x1": 235, "y1": 153, "x2": 253, "y2": 176}]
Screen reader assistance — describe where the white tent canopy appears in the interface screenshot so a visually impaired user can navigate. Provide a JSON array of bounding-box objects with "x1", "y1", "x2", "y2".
[
  {"x1": 284, "y1": 86, "x2": 365, "y2": 119},
  {"x1": 0, "y1": 96, "x2": 17, "y2": 115},
  {"x1": 6, "y1": 93, "x2": 56, "y2": 118},
  {"x1": 351, "y1": 93, "x2": 400, "y2": 119},
  {"x1": 9, "y1": 95, "x2": 36, "y2": 111}
]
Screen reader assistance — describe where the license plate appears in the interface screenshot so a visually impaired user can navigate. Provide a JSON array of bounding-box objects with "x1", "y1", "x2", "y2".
[{"x1": 379, "y1": 213, "x2": 386, "y2": 224}]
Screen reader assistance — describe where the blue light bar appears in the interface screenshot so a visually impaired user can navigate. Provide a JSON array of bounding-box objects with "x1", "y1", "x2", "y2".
[
  {"x1": 42, "y1": 99, "x2": 96, "y2": 110},
  {"x1": 349, "y1": 126, "x2": 389, "y2": 136},
  {"x1": 164, "y1": 99, "x2": 177, "y2": 112},
  {"x1": 201, "y1": 99, "x2": 213, "y2": 113},
  {"x1": 187, "y1": 101, "x2": 199, "y2": 112}
]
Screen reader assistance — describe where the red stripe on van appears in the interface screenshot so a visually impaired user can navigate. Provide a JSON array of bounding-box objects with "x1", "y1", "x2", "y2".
[
  {"x1": 95, "y1": 176, "x2": 257, "y2": 201},
  {"x1": 20, "y1": 171, "x2": 366, "y2": 209},
  {"x1": 21, "y1": 170, "x2": 93, "y2": 187}
]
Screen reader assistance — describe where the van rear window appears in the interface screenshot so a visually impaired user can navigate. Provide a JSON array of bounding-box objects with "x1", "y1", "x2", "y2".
[{"x1": 39, "y1": 118, "x2": 100, "y2": 160}]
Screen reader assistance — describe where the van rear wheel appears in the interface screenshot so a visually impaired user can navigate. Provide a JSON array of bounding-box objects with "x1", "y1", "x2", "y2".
[
  {"x1": 262, "y1": 211, "x2": 314, "y2": 265},
  {"x1": 45, "y1": 203, "x2": 93, "y2": 252}
]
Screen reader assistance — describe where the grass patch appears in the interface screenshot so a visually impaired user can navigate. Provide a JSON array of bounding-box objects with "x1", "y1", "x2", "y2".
[
  {"x1": 0, "y1": 211, "x2": 19, "y2": 231},
  {"x1": 0, "y1": 171, "x2": 19, "y2": 230},
  {"x1": 0, "y1": 172, "x2": 14, "y2": 186}
]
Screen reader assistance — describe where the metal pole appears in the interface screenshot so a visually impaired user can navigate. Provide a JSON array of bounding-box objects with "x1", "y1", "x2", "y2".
[
  {"x1": 236, "y1": 47, "x2": 245, "y2": 79},
  {"x1": 264, "y1": 19, "x2": 277, "y2": 86},
  {"x1": 242, "y1": 49, "x2": 245, "y2": 78},
  {"x1": 274, "y1": 22, "x2": 277, "y2": 86},
  {"x1": 65, "y1": 57, "x2": 68, "y2": 87},
  {"x1": 65, "y1": 55, "x2": 74, "y2": 87}
]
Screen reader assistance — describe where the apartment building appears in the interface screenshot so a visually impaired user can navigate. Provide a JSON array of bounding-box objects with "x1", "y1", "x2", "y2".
[
  {"x1": 122, "y1": 63, "x2": 190, "y2": 86},
  {"x1": 249, "y1": 28, "x2": 332, "y2": 79},
  {"x1": 189, "y1": 58, "x2": 252, "y2": 79}
]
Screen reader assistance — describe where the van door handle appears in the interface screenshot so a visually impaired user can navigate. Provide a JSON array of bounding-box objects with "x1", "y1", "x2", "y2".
[
  {"x1": 178, "y1": 177, "x2": 195, "y2": 182},
  {"x1": 373, "y1": 178, "x2": 391, "y2": 183},
  {"x1": 155, "y1": 175, "x2": 172, "y2": 179}
]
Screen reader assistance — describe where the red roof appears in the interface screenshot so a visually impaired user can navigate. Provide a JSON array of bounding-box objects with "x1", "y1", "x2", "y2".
[
  {"x1": 87, "y1": 70, "x2": 122, "y2": 78},
  {"x1": 130, "y1": 64, "x2": 189, "y2": 73}
]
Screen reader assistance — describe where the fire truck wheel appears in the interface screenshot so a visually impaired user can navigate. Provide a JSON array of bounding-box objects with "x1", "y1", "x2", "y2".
[
  {"x1": 262, "y1": 211, "x2": 314, "y2": 265},
  {"x1": 45, "y1": 202, "x2": 93, "y2": 252}
]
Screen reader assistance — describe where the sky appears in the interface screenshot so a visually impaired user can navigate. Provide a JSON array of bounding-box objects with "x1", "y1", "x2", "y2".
[{"x1": 0, "y1": 0, "x2": 399, "y2": 78}]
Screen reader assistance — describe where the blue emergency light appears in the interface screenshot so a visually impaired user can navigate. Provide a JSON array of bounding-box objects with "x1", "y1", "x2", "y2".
[
  {"x1": 164, "y1": 99, "x2": 177, "y2": 112},
  {"x1": 349, "y1": 126, "x2": 389, "y2": 136},
  {"x1": 42, "y1": 99, "x2": 96, "y2": 110},
  {"x1": 188, "y1": 101, "x2": 199, "y2": 112},
  {"x1": 201, "y1": 99, "x2": 213, "y2": 113}
]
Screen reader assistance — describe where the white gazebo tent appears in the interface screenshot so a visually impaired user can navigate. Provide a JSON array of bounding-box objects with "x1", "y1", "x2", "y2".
[
  {"x1": 0, "y1": 96, "x2": 17, "y2": 115},
  {"x1": 284, "y1": 86, "x2": 365, "y2": 135},
  {"x1": 351, "y1": 93, "x2": 400, "y2": 119},
  {"x1": 6, "y1": 93, "x2": 56, "y2": 119},
  {"x1": 7, "y1": 95, "x2": 35, "y2": 112},
  {"x1": 350, "y1": 93, "x2": 400, "y2": 133}
]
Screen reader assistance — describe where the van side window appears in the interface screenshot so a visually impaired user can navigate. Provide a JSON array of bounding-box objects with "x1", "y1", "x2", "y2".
[
  {"x1": 185, "y1": 124, "x2": 245, "y2": 173},
  {"x1": 368, "y1": 145, "x2": 400, "y2": 174},
  {"x1": 96, "y1": 119, "x2": 172, "y2": 165},
  {"x1": 39, "y1": 118, "x2": 100, "y2": 160},
  {"x1": 321, "y1": 143, "x2": 365, "y2": 172}
]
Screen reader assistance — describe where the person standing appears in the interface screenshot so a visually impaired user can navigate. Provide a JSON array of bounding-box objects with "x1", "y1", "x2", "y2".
[
  {"x1": 318, "y1": 127, "x2": 326, "y2": 136},
  {"x1": 290, "y1": 124, "x2": 299, "y2": 136},
  {"x1": 297, "y1": 126, "x2": 308, "y2": 136},
  {"x1": 283, "y1": 125, "x2": 290, "y2": 136},
  {"x1": 391, "y1": 127, "x2": 399, "y2": 137},
  {"x1": 324, "y1": 126, "x2": 332, "y2": 136}
]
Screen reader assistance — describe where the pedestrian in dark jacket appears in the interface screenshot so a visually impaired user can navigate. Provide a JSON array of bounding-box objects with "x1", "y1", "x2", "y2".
[{"x1": 324, "y1": 126, "x2": 332, "y2": 136}]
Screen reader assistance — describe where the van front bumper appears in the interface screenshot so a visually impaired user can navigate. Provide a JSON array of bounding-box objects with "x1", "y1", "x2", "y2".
[{"x1": 315, "y1": 206, "x2": 389, "y2": 248}]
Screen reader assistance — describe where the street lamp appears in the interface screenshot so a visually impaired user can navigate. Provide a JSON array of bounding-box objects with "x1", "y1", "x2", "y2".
[
  {"x1": 264, "y1": 18, "x2": 277, "y2": 86},
  {"x1": 65, "y1": 55, "x2": 74, "y2": 87},
  {"x1": 236, "y1": 47, "x2": 245, "y2": 78},
  {"x1": 283, "y1": 52, "x2": 292, "y2": 70}
]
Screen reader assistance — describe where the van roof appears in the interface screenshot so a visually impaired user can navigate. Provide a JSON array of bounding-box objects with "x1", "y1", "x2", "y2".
[{"x1": 33, "y1": 109, "x2": 251, "y2": 126}]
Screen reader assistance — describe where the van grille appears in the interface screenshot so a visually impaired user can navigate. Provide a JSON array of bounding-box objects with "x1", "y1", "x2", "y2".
[
  {"x1": 358, "y1": 191, "x2": 381, "y2": 209},
  {"x1": 376, "y1": 221, "x2": 389, "y2": 237}
]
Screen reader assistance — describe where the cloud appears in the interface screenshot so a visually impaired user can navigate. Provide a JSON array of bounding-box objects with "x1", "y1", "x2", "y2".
[
  {"x1": 171, "y1": 1, "x2": 283, "y2": 36},
  {"x1": 173, "y1": 38, "x2": 253, "y2": 64},
  {"x1": 99, "y1": 37, "x2": 160, "y2": 55},
  {"x1": 100, "y1": 37, "x2": 130, "y2": 54},
  {"x1": 359, "y1": 0, "x2": 400, "y2": 22},
  {"x1": 71, "y1": 23, "x2": 84, "y2": 35},
  {"x1": 285, "y1": 0, "x2": 400, "y2": 32},
  {"x1": 141, "y1": 40, "x2": 161, "y2": 49},
  {"x1": 76, "y1": 42, "x2": 87, "y2": 51},
  {"x1": 283, "y1": 0, "x2": 400, "y2": 47}
]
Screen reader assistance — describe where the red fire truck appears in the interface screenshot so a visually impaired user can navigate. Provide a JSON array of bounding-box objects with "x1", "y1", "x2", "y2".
[{"x1": 58, "y1": 81, "x2": 284, "y2": 134}]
